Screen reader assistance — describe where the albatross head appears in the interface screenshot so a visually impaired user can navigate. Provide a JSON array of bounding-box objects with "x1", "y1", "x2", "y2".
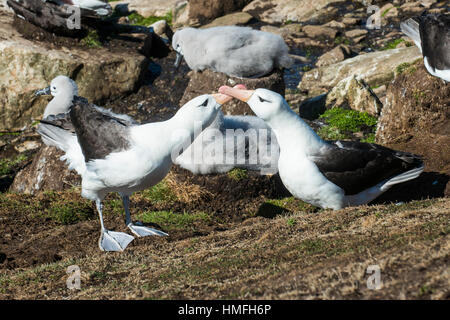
[
  {"x1": 35, "y1": 75, "x2": 78, "y2": 98},
  {"x1": 172, "y1": 28, "x2": 195, "y2": 68},
  {"x1": 218, "y1": 86, "x2": 287, "y2": 121}
]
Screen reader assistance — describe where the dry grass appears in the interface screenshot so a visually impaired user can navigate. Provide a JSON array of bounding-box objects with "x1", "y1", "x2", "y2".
[{"x1": 0, "y1": 196, "x2": 448, "y2": 300}]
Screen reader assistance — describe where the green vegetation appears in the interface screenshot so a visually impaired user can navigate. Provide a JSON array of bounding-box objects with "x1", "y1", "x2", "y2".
[
  {"x1": 81, "y1": 30, "x2": 102, "y2": 48},
  {"x1": 0, "y1": 154, "x2": 28, "y2": 176},
  {"x1": 382, "y1": 38, "x2": 411, "y2": 50},
  {"x1": 334, "y1": 36, "x2": 350, "y2": 45},
  {"x1": 47, "y1": 200, "x2": 93, "y2": 225},
  {"x1": 138, "y1": 210, "x2": 211, "y2": 232},
  {"x1": 227, "y1": 168, "x2": 248, "y2": 181},
  {"x1": 257, "y1": 197, "x2": 318, "y2": 218},
  {"x1": 127, "y1": 11, "x2": 172, "y2": 26},
  {"x1": 317, "y1": 108, "x2": 378, "y2": 141},
  {"x1": 140, "y1": 180, "x2": 177, "y2": 204}
]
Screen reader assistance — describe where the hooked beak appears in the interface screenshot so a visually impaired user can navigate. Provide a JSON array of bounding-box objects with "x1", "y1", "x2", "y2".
[
  {"x1": 218, "y1": 85, "x2": 254, "y2": 102},
  {"x1": 35, "y1": 86, "x2": 51, "y2": 96},
  {"x1": 174, "y1": 51, "x2": 183, "y2": 69},
  {"x1": 212, "y1": 84, "x2": 247, "y2": 107}
]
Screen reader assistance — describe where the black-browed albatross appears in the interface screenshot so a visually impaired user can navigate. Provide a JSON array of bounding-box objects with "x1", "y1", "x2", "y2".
[
  {"x1": 401, "y1": 13, "x2": 450, "y2": 82},
  {"x1": 37, "y1": 79, "x2": 232, "y2": 251},
  {"x1": 219, "y1": 86, "x2": 425, "y2": 210}
]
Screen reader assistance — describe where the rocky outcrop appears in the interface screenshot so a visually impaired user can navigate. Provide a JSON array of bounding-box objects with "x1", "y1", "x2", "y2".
[
  {"x1": 243, "y1": 0, "x2": 341, "y2": 24},
  {"x1": 299, "y1": 75, "x2": 382, "y2": 119},
  {"x1": 110, "y1": 0, "x2": 179, "y2": 17},
  {"x1": 299, "y1": 46, "x2": 422, "y2": 96},
  {"x1": 376, "y1": 61, "x2": 450, "y2": 193},
  {"x1": 180, "y1": 69, "x2": 285, "y2": 116},
  {"x1": 201, "y1": 12, "x2": 254, "y2": 28},
  {"x1": 325, "y1": 76, "x2": 382, "y2": 117},
  {"x1": 10, "y1": 146, "x2": 81, "y2": 194},
  {"x1": 316, "y1": 45, "x2": 353, "y2": 68},
  {"x1": 173, "y1": 0, "x2": 252, "y2": 27},
  {"x1": 0, "y1": 11, "x2": 149, "y2": 131}
]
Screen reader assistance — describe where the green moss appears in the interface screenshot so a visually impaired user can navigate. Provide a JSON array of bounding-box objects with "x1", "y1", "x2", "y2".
[
  {"x1": 227, "y1": 168, "x2": 248, "y2": 181},
  {"x1": 317, "y1": 126, "x2": 348, "y2": 140},
  {"x1": 81, "y1": 30, "x2": 102, "y2": 48},
  {"x1": 319, "y1": 108, "x2": 377, "y2": 134},
  {"x1": 334, "y1": 36, "x2": 350, "y2": 45},
  {"x1": 47, "y1": 200, "x2": 93, "y2": 225},
  {"x1": 128, "y1": 11, "x2": 172, "y2": 26},
  {"x1": 395, "y1": 62, "x2": 411, "y2": 74},
  {"x1": 141, "y1": 180, "x2": 177, "y2": 204},
  {"x1": 138, "y1": 210, "x2": 211, "y2": 232},
  {"x1": 382, "y1": 38, "x2": 404, "y2": 50},
  {"x1": 0, "y1": 154, "x2": 28, "y2": 176}
]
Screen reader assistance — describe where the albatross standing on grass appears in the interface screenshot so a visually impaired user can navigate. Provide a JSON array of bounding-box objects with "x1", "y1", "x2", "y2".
[
  {"x1": 36, "y1": 77, "x2": 232, "y2": 251},
  {"x1": 172, "y1": 26, "x2": 294, "y2": 78},
  {"x1": 219, "y1": 86, "x2": 425, "y2": 210},
  {"x1": 401, "y1": 13, "x2": 450, "y2": 82}
]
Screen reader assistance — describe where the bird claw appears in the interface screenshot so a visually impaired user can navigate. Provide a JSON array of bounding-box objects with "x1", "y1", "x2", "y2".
[
  {"x1": 99, "y1": 230, "x2": 134, "y2": 252},
  {"x1": 127, "y1": 223, "x2": 168, "y2": 237}
]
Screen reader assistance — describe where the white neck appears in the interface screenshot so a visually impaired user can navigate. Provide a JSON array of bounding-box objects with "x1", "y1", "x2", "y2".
[
  {"x1": 43, "y1": 93, "x2": 73, "y2": 118},
  {"x1": 266, "y1": 106, "x2": 325, "y2": 156}
]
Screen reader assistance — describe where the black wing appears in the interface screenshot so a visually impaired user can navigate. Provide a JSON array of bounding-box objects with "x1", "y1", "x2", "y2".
[
  {"x1": 70, "y1": 97, "x2": 133, "y2": 162},
  {"x1": 419, "y1": 13, "x2": 450, "y2": 71},
  {"x1": 309, "y1": 140, "x2": 423, "y2": 195}
]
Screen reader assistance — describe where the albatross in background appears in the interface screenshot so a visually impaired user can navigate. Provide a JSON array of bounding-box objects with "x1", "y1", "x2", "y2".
[
  {"x1": 401, "y1": 13, "x2": 450, "y2": 82},
  {"x1": 172, "y1": 26, "x2": 294, "y2": 78},
  {"x1": 220, "y1": 86, "x2": 425, "y2": 210},
  {"x1": 36, "y1": 76, "x2": 232, "y2": 251},
  {"x1": 42, "y1": 0, "x2": 112, "y2": 16}
]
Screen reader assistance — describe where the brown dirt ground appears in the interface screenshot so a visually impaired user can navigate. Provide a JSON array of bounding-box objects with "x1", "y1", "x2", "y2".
[{"x1": 0, "y1": 190, "x2": 448, "y2": 299}]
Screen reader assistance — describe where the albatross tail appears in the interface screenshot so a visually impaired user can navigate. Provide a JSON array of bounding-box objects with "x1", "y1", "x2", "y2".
[
  {"x1": 400, "y1": 18, "x2": 422, "y2": 51},
  {"x1": 345, "y1": 164, "x2": 425, "y2": 207}
]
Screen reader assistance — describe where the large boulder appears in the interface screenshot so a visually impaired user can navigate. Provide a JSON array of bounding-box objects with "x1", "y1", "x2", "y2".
[
  {"x1": 298, "y1": 46, "x2": 422, "y2": 97},
  {"x1": 10, "y1": 146, "x2": 81, "y2": 194},
  {"x1": 173, "y1": 0, "x2": 252, "y2": 27},
  {"x1": 0, "y1": 10, "x2": 149, "y2": 131},
  {"x1": 179, "y1": 69, "x2": 285, "y2": 116},
  {"x1": 110, "y1": 0, "x2": 179, "y2": 17},
  {"x1": 243, "y1": 0, "x2": 341, "y2": 24},
  {"x1": 375, "y1": 61, "x2": 450, "y2": 194}
]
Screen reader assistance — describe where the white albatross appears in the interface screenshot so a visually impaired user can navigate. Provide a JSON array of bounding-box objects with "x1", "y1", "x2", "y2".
[
  {"x1": 401, "y1": 13, "x2": 450, "y2": 82},
  {"x1": 172, "y1": 26, "x2": 294, "y2": 78},
  {"x1": 36, "y1": 77, "x2": 232, "y2": 251},
  {"x1": 219, "y1": 86, "x2": 425, "y2": 210}
]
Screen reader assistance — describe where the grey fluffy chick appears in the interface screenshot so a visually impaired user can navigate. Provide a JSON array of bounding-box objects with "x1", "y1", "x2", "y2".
[{"x1": 172, "y1": 26, "x2": 294, "y2": 78}]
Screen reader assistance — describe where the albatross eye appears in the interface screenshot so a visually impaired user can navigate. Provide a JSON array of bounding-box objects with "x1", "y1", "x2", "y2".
[
  {"x1": 258, "y1": 96, "x2": 271, "y2": 103},
  {"x1": 199, "y1": 99, "x2": 209, "y2": 107}
]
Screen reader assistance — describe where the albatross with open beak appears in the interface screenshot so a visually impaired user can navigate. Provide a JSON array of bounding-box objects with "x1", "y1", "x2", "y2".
[
  {"x1": 37, "y1": 83, "x2": 232, "y2": 251},
  {"x1": 219, "y1": 86, "x2": 425, "y2": 210}
]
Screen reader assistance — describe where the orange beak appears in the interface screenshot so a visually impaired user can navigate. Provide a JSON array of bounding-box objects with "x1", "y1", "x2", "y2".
[
  {"x1": 219, "y1": 85, "x2": 255, "y2": 102},
  {"x1": 212, "y1": 84, "x2": 247, "y2": 104}
]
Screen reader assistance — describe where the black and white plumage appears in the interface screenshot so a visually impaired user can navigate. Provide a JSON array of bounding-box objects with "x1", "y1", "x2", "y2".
[
  {"x1": 219, "y1": 86, "x2": 425, "y2": 210},
  {"x1": 174, "y1": 110, "x2": 279, "y2": 175},
  {"x1": 172, "y1": 26, "x2": 294, "y2": 78},
  {"x1": 401, "y1": 13, "x2": 450, "y2": 82},
  {"x1": 36, "y1": 77, "x2": 231, "y2": 251}
]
